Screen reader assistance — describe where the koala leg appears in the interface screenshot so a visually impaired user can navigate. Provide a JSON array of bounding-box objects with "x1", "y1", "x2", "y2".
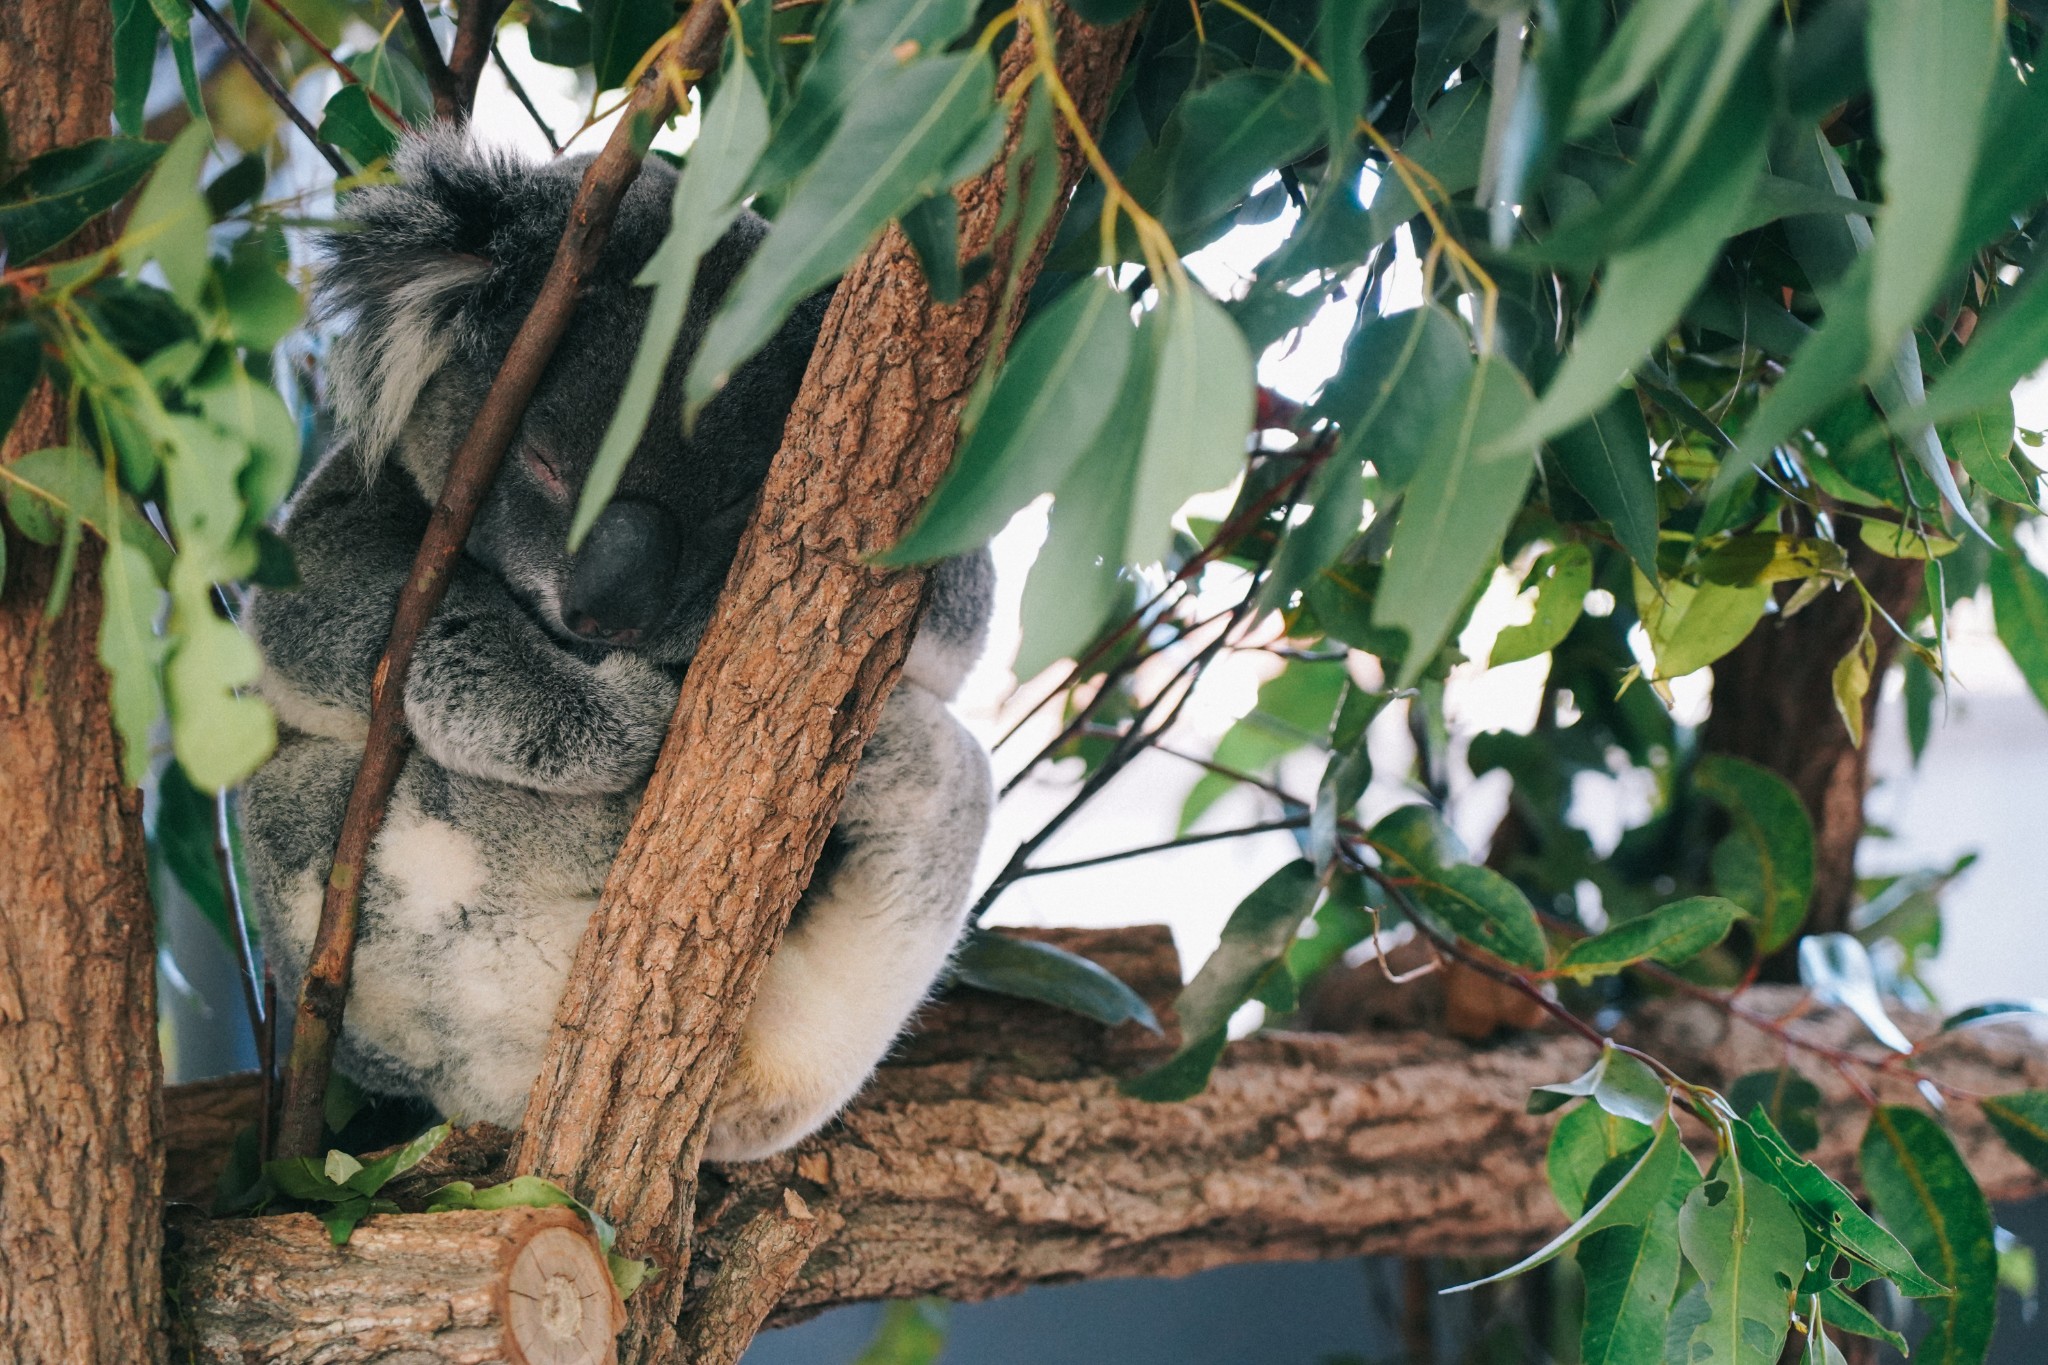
[{"x1": 704, "y1": 683, "x2": 991, "y2": 1162}]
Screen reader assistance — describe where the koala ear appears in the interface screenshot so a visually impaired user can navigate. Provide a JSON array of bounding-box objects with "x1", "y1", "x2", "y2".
[{"x1": 318, "y1": 128, "x2": 537, "y2": 474}]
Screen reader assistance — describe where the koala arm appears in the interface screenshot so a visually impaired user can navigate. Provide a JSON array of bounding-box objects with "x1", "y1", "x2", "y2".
[
  {"x1": 252, "y1": 452, "x2": 676, "y2": 796},
  {"x1": 704, "y1": 683, "x2": 991, "y2": 1162}
]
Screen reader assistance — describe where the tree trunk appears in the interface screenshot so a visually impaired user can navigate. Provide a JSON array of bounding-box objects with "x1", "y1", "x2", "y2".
[
  {"x1": 1704, "y1": 531, "x2": 1926, "y2": 975},
  {"x1": 0, "y1": 4, "x2": 165, "y2": 1360},
  {"x1": 168, "y1": 930, "x2": 2048, "y2": 1344},
  {"x1": 510, "y1": 9, "x2": 1139, "y2": 1358},
  {"x1": 173, "y1": 1206, "x2": 621, "y2": 1364}
]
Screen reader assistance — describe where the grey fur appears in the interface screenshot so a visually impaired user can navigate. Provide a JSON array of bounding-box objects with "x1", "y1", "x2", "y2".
[{"x1": 243, "y1": 130, "x2": 992, "y2": 1158}]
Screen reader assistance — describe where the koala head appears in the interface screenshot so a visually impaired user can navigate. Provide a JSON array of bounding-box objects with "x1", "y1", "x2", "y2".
[{"x1": 319, "y1": 129, "x2": 828, "y2": 668}]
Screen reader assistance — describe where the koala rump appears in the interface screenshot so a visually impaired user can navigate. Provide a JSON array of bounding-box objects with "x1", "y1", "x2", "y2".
[{"x1": 242, "y1": 129, "x2": 992, "y2": 1160}]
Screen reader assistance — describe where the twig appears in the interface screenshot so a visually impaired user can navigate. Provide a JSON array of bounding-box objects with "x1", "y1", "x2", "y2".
[
  {"x1": 1009, "y1": 816, "x2": 1310, "y2": 881},
  {"x1": 186, "y1": 0, "x2": 351, "y2": 177},
  {"x1": 255, "y1": 0, "x2": 406, "y2": 126},
  {"x1": 270, "y1": 0, "x2": 731, "y2": 1161},
  {"x1": 679, "y1": 1191, "x2": 842, "y2": 1365},
  {"x1": 211, "y1": 790, "x2": 265, "y2": 1066},
  {"x1": 492, "y1": 39, "x2": 561, "y2": 152},
  {"x1": 398, "y1": 0, "x2": 460, "y2": 121}
]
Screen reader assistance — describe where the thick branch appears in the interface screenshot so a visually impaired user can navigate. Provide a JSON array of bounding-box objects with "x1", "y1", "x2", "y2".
[
  {"x1": 172, "y1": 1206, "x2": 621, "y2": 1363},
  {"x1": 0, "y1": 4, "x2": 164, "y2": 1359},
  {"x1": 170, "y1": 930, "x2": 2048, "y2": 1344},
  {"x1": 509, "y1": 8, "x2": 1138, "y2": 1358},
  {"x1": 678, "y1": 1192, "x2": 841, "y2": 1365},
  {"x1": 271, "y1": 0, "x2": 729, "y2": 1161}
]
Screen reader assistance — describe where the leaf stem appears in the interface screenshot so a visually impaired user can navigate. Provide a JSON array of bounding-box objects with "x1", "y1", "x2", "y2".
[
  {"x1": 255, "y1": 0, "x2": 407, "y2": 126},
  {"x1": 185, "y1": 0, "x2": 352, "y2": 178}
]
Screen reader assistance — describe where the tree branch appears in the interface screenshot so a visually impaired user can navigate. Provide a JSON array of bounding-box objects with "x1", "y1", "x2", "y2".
[
  {"x1": 679, "y1": 1191, "x2": 841, "y2": 1365},
  {"x1": 187, "y1": 0, "x2": 351, "y2": 177},
  {"x1": 507, "y1": 8, "x2": 1140, "y2": 1359},
  {"x1": 256, "y1": 0, "x2": 406, "y2": 127},
  {"x1": 398, "y1": 0, "x2": 459, "y2": 123},
  {"x1": 269, "y1": 0, "x2": 731, "y2": 1161},
  {"x1": 167, "y1": 929, "x2": 2048, "y2": 1351},
  {"x1": 448, "y1": 0, "x2": 513, "y2": 120}
]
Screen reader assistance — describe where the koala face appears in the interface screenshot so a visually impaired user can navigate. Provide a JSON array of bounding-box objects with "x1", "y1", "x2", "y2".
[{"x1": 321, "y1": 131, "x2": 827, "y2": 668}]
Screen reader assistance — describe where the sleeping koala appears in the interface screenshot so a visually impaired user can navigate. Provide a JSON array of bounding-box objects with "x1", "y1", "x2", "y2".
[{"x1": 241, "y1": 129, "x2": 993, "y2": 1161}]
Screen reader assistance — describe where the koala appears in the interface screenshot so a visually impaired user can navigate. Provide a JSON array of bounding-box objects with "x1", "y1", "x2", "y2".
[{"x1": 241, "y1": 129, "x2": 994, "y2": 1162}]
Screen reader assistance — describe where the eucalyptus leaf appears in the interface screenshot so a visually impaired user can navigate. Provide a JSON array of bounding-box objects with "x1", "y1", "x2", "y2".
[
  {"x1": 0, "y1": 138, "x2": 164, "y2": 263},
  {"x1": 1980, "y1": 1092, "x2": 2048, "y2": 1179},
  {"x1": 950, "y1": 928, "x2": 1160, "y2": 1033},
  {"x1": 1986, "y1": 542, "x2": 2048, "y2": 714},
  {"x1": 1491, "y1": 542, "x2": 1592, "y2": 666},
  {"x1": 1554, "y1": 895, "x2": 1745, "y2": 984},
  {"x1": 117, "y1": 123, "x2": 210, "y2": 308},
  {"x1": 1695, "y1": 755, "x2": 1814, "y2": 954},
  {"x1": 1674, "y1": 1163, "x2": 1806, "y2": 1364},
  {"x1": 1548, "y1": 392, "x2": 1659, "y2": 578},
  {"x1": 1123, "y1": 285, "x2": 1255, "y2": 566},
  {"x1": 1580, "y1": 1151, "x2": 1699, "y2": 1365},
  {"x1": 1860, "y1": 1106, "x2": 1999, "y2": 1361}
]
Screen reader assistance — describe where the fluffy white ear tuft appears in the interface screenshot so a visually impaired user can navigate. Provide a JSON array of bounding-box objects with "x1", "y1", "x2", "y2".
[{"x1": 326, "y1": 253, "x2": 492, "y2": 474}]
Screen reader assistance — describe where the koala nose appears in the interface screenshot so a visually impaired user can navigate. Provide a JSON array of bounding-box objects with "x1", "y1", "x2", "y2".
[{"x1": 563, "y1": 499, "x2": 682, "y2": 645}]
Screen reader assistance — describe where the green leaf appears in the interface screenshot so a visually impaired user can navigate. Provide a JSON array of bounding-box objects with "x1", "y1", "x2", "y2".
[
  {"x1": 1674, "y1": 1164, "x2": 1806, "y2": 1364},
  {"x1": 1732, "y1": 1109, "x2": 1940, "y2": 1297},
  {"x1": 1123, "y1": 284, "x2": 1255, "y2": 565},
  {"x1": 1726, "y1": 1070, "x2": 1822, "y2": 1155},
  {"x1": 883, "y1": 276, "x2": 1136, "y2": 565},
  {"x1": 1858, "y1": 521, "x2": 1958, "y2": 560},
  {"x1": 1548, "y1": 1102, "x2": 1654, "y2": 1221},
  {"x1": 1506, "y1": 49, "x2": 1771, "y2": 452},
  {"x1": 342, "y1": 1122, "x2": 450, "y2": 1196},
  {"x1": 97, "y1": 536, "x2": 168, "y2": 787},
  {"x1": 1366, "y1": 81, "x2": 1491, "y2": 246},
  {"x1": 1317, "y1": 0, "x2": 1383, "y2": 165},
  {"x1": 1409, "y1": 863, "x2": 1547, "y2": 971},
  {"x1": 853, "y1": 1298, "x2": 950, "y2": 1365},
  {"x1": 0, "y1": 137, "x2": 164, "y2": 263},
  {"x1": 166, "y1": 554, "x2": 276, "y2": 792},
  {"x1": 1376, "y1": 355, "x2": 1537, "y2": 688},
  {"x1": 523, "y1": 0, "x2": 592, "y2": 66},
  {"x1": 1368, "y1": 803, "x2": 1468, "y2": 876},
  {"x1": 1013, "y1": 341, "x2": 1149, "y2": 679},
  {"x1": 1981, "y1": 1092, "x2": 2048, "y2": 1179},
  {"x1": 1529, "y1": 1045, "x2": 1669, "y2": 1128},
  {"x1": 574, "y1": 63, "x2": 771, "y2": 551},
  {"x1": 1945, "y1": 397, "x2": 2034, "y2": 507},
  {"x1": 950, "y1": 928, "x2": 1159, "y2": 1032},
  {"x1": 1696, "y1": 755, "x2": 1814, "y2": 953},
  {"x1": 749, "y1": 0, "x2": 979, "y2": 194},
  {"x1": 689, "y1": 50, "x2": 996, "y2": 420},
  {"x1": 1316, "y1": 304, "x2": 1474, "y2": 494},
  {"x1": 585, "y1": 0, "x2": 671, "y2": 90},
  {"x1": 0, "y1": 322, "x2": 43, "y2": 450},
  {"x1": 152, "y1": 758, "x2": 237, "y2": 951},
  {"x1": 1864, "y1": 0, "x2": 2002, "y2": 355},
  {"x1": 898, "y1": 192, "x2": 964, "y2": 304},
  {"x1": 1447, "y1": 1117, "x2": 1686, "y2": 1292},
  {"x1": 1820, "y1": 1284, "x2": 1910, "y2": 1355},
  {"x1": 1570, "y1": 0, "x2": 1712, "y2": 129},
  {"x1": 1904, "y1": 262, "x2": 2048, "y2": 431},
  {"x1": 1579, "y1": 1151, "x2": 1699, "y2": 1365},
  {"x1": 1987, "y1": 543, "x2": 2048, "y2": 714},
  {"x1": 1548, "y1": 392, "x2": 1659, "y2": 578},
  {"x1": 1123, "y1": 861, "x2": 1321, "y2": 1101},
  {"x1": 117, "y1": 123, "x2": 211, "y2": 308},
  {"x1": 1149, "y1": 70, "x2": 1323, "y2": 237},
  {"x1": 218, "y1": 227, "x2": 305, "y2": 353},
  {"x1": 111, "y1": 0, "x2": 162, "y2": 136},
  {"x1": 1491, "y1": 542, "x2": 1592, "y2": 667},
  {"x1": 1555, "y1": 896, "x2": 1745, "y2": 985},
  {"x1": 1632, "y1": 571, "x2": 1765, "y2": 683},
  {"x1": 319, "y1": 85, "x2": 400, "y2": 168},
  {"x1": 1860, "y1": 1106, "x2": 1999, "y2": 1362}
]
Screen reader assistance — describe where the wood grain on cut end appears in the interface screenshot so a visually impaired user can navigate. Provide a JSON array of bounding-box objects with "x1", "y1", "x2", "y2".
[{"x1": 501, "y1": 1224, "x2": 624, "y2": 1365}]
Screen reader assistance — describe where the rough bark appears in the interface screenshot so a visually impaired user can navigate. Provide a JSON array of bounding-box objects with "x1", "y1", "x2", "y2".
[
  {"x1": 509, "y1": 9, "x2": 1139, "y2": 1358},
  {"x1": 677, "y1": 1192, "x2": 840, "y2": 1365},
  {"x1": 169, "y1": 930, "x2": 2048, "y2": 1339},
  {"x1": 0, "y1": 4, "x2": 165, "y2": 1360},
  {"x1": 1704, "y1": 531, "x2": 1926, "y2": 972},
  {"x1": 172, "y1": 1206, "x2": 621, "y2": 1364}
]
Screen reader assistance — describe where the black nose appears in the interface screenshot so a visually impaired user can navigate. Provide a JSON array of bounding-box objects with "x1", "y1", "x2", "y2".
[{"x1": 563, "y1": 500, "x2": 681, "y2": 645}]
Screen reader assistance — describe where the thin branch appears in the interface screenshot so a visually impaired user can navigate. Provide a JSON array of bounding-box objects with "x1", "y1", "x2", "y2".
[
  {"x1": 1009, "y1": 816, "x2": 1311, "y2": 881},
  {"x1": 186, "y1": 0, "x2": 351, "y2": 177},
  {"x1": 679, "y1": 1192, "x2": 842, "y2": 1365},
  {"x1": 398, "y1": 0, "x2": 460, "y2": 121},
  {"x1": 270, "y1": 0, "x2": 731, "y2": 1161},
  {"x1": 448, "y1": 0, "x2": 514, "y2": 117},
  {"x1": 492, "y1": 38, "x2": 561, "y2": 152},
  {"x1": 255, "y1": 0, "x2": 406, "y2": 126}
]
